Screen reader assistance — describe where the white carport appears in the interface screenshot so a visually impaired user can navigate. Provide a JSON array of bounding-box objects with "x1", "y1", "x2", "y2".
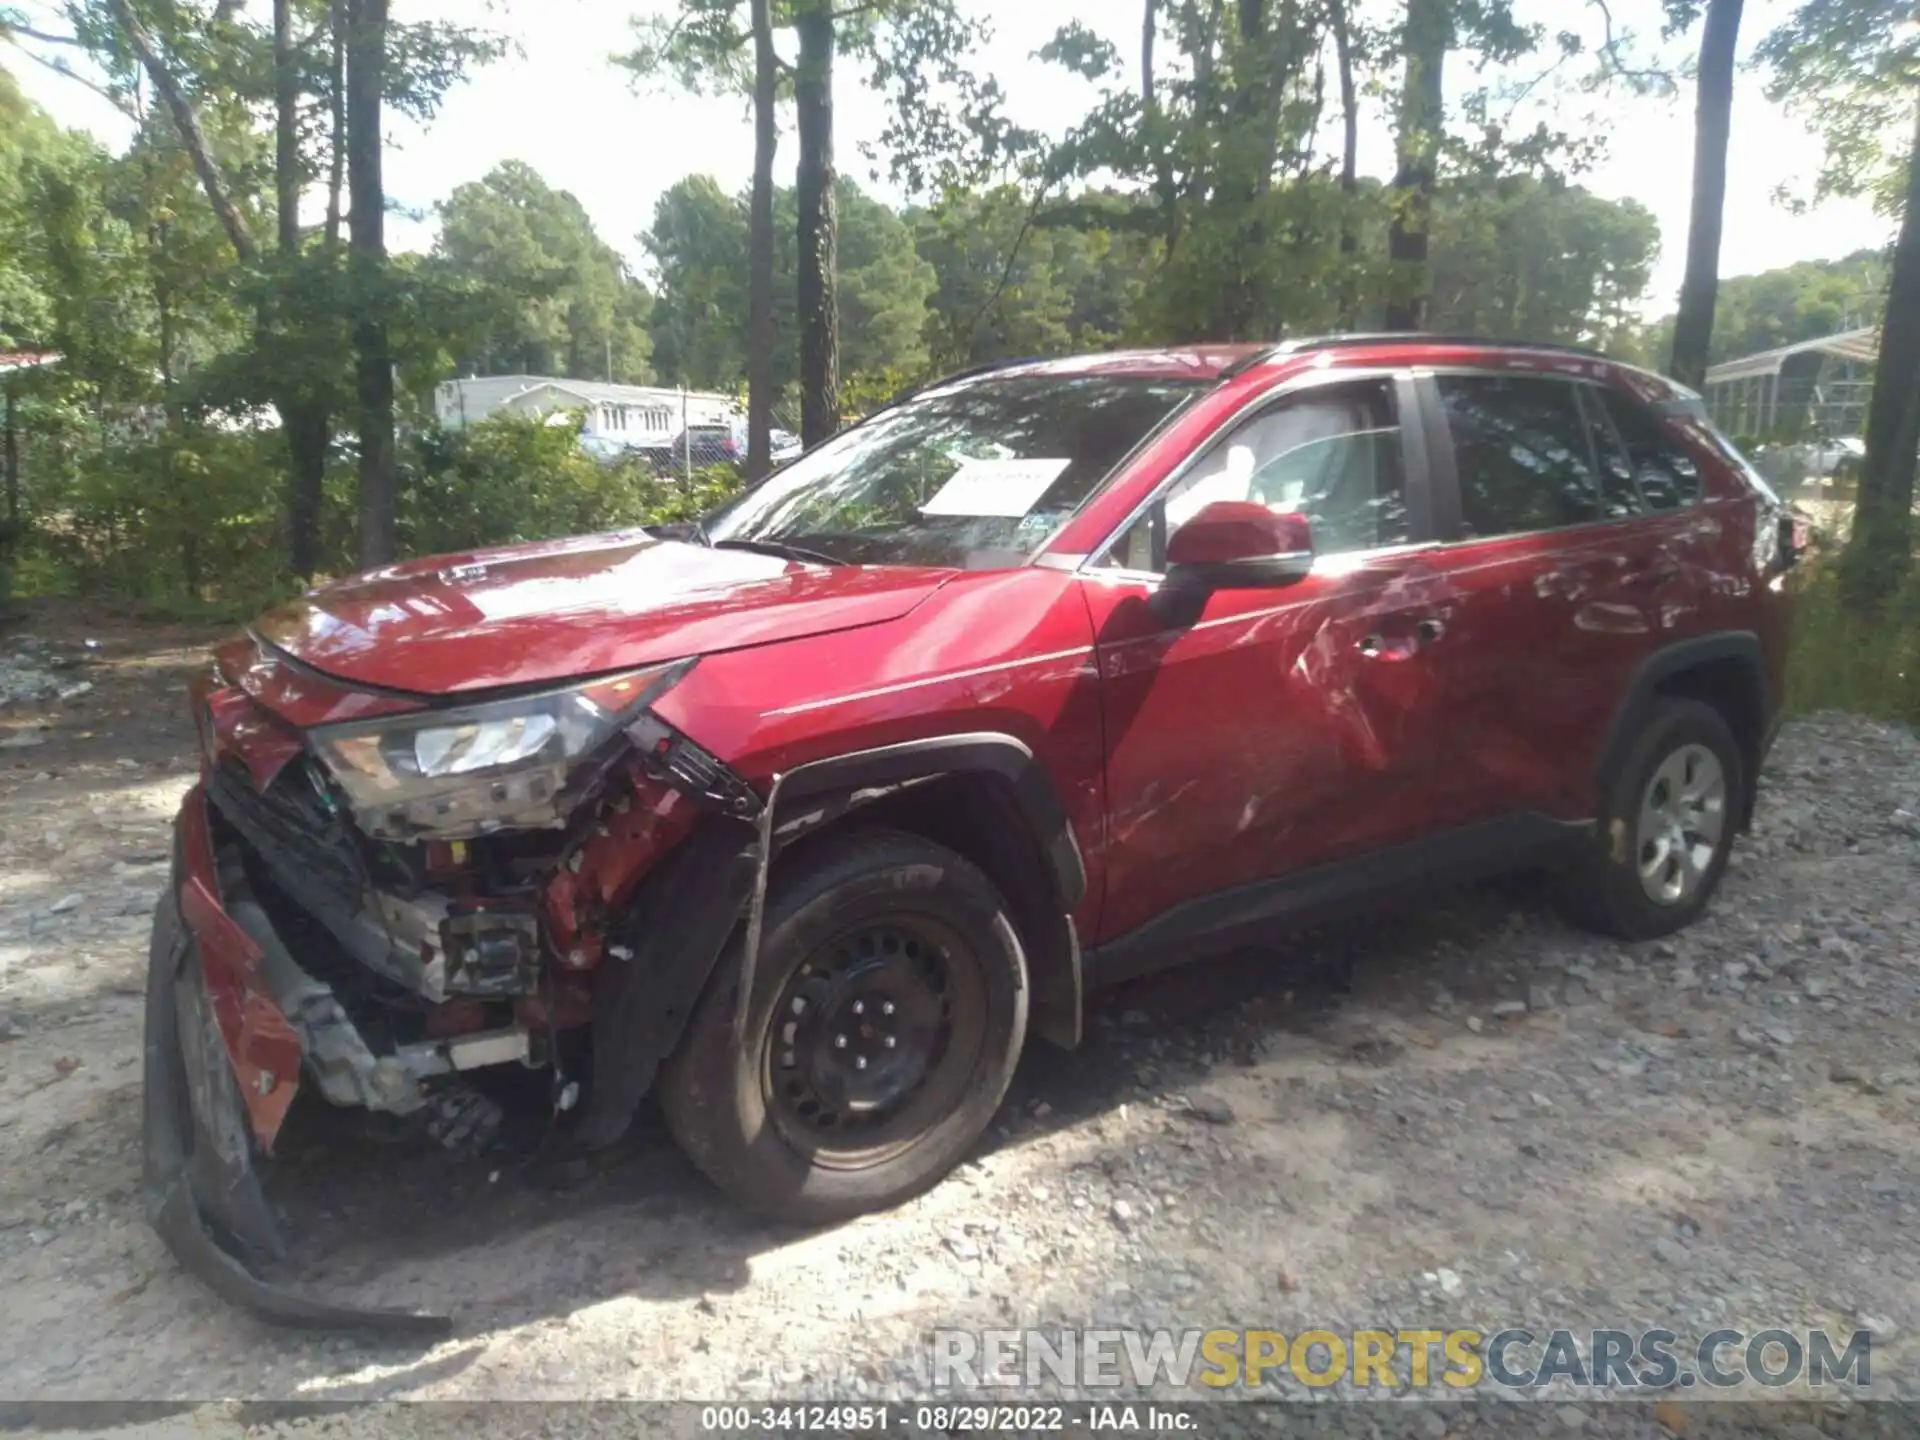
[{"x1": 1704, "y1": 327, "x2": 1879, "y2": 437}]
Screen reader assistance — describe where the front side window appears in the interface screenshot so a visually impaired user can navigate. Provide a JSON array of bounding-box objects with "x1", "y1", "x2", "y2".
[
  {"x1": 1437, "y1": 374, "x2": 1603, "y2": 539},
  {"x1": 701, "y1": 375, "x2": 1201, "y2": 569},
  {"x1": 1100, "y1": 378, "x2": 1411, "y2": 573}
]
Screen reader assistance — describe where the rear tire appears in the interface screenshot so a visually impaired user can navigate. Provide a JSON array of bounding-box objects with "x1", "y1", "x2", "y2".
[
  {"x1": 1559, "y1": 698, "x2": 1744, "y2": 941},
  {"x1": 658, "y1": 828, "x2": 1028, "y2": 1225}
]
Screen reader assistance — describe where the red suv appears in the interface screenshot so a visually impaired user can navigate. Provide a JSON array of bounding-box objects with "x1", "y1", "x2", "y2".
[{"x1": 145, "y1": 336, "x2": 1797, "y2": 1326}]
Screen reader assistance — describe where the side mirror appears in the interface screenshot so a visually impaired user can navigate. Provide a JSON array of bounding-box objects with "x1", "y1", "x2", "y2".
[{"x1": 1165, "y1": 501, "x2": 1315, "y2": 589}]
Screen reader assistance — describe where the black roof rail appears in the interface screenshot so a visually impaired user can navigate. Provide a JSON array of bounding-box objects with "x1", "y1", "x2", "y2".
[
  {"x1": 1217, "y1": 346, "x2": 1287, "y2": 379},
  {"x1": 1219, "y1": 332, "x2": 1612, "y2": 379}
]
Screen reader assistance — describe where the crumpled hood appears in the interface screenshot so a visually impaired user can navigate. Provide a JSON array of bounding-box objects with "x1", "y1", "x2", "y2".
[{"x1": 254, "y1": 529, "x2": 958, "y2": 696}]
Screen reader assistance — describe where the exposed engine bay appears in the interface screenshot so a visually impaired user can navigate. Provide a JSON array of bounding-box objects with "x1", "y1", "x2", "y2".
[{"x1": 187, "y1": 637, "x2": 766, "y2": 1162}]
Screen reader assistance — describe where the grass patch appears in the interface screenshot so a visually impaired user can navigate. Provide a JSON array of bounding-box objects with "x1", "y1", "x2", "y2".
[{"x1": 1786, "y1": 558, "x2": 1920, "y2": 727}]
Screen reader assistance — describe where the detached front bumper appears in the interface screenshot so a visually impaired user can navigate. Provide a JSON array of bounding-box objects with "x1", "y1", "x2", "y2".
[{"x1": 142, "y1": 785, "x2": 453, "y2": 1334}]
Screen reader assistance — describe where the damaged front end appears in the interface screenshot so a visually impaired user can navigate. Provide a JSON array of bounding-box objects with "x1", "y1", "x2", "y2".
[
  {"x1": 142, "y1": 798, "x2": 456, "y2": 1333},
  {"x1": 144, "y1": 637, "x2": 756, "y2": 1330}
]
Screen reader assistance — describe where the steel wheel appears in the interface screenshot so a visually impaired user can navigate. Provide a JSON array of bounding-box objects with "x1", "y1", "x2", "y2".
[
  {"x1": 762, "y1": 913, "x2": 987, "y2": 1169},
  {"x1": 1634, "y1": 742, "x2": 1727, "y2": 905}
]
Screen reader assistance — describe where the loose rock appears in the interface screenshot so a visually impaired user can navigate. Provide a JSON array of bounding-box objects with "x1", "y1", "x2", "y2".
[{"x1": 1184, "y1": 1094, "x2": 1235, "y2": 1125}]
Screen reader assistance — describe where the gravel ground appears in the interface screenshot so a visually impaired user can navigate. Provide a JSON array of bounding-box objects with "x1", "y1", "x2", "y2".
[{"x1": 2, "y1": 606, "x2": 1918, "y2": 1439}]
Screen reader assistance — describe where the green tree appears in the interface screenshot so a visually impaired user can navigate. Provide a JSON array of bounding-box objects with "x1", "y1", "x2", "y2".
[
  {"x1": 1668, "y1": 0, "x2": 1744, "y2": 390},
  {"x1": 644, "y1": 174, "x2": 932, "y2": 395},
  {"x1": 0, "y1": 70, "x2": 90, "y2": 352},
  {"x1": 1701, "y1": 252, "x2": 1887, "y2": 362},
  {"x1": 644, "y1": 174, "x2": 752, "y2": 389},
  {"x1": 830, "y1": 182, "x2": 934, "y2": 383},
  {"x1": 619, "y1": 0, "x2": 782, "y2": 471},
  {"x1": 9, "y1": 0, "x2": 500, "y2": 577},
  {"x1": 1034, "y1": 9, "x2": 1340, "y2": 342},
  {"x1": 1761, "y1": 0, "x2": 1920, "y2": 609},
  {"x1": 1428, "y1": 177, "x2": 1659, "y2": 351},
  {"x1": 1383, "y1": 0, "x2": 1538, "y2": 329},
  {"x1": 436, "y1": 161, "x2": 654, "y2": 383},
  {"x1": 911, "y1": 187, "x2": 1153, "y2": 367},
  {"x1": 913, "y1": 187, "x2": 1080, "y2": 367},
  {"x1": 1033, "y1": 0, "x2": 1541, "y2": 342},
  {"x1": 623, "y1": 0, "x2": 986, "y2": 442},
  {"x1": 0, "y1": 70, "x2": 107, "y2": 578}
]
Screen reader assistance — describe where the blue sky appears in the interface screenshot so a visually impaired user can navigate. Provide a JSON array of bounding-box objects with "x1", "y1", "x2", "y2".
[{"x1": 10, "y1": 0, "x2": 1894, "y2": 317}]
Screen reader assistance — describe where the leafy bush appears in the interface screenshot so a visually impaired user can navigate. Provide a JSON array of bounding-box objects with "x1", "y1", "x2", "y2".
[
  {"x1": 23, "y1": 423, "x2": 292, "y2": 613},
  {"x1": 401, "y1": 411, "x2": 742, "y2": 558},
  {"x1": 7, "y1": 408, "x2": 749, "y2": 616}
]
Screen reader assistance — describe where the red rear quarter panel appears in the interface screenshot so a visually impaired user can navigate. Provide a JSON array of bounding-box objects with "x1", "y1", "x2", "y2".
[{"x1": 1660, "y1": 404, "x2": 1794, "y2": 710}]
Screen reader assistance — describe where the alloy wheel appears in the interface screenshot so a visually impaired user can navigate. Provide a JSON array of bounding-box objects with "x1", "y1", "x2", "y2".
[{"x1": 1633, "y1": 742, "x2": 1728, "y2": 905}]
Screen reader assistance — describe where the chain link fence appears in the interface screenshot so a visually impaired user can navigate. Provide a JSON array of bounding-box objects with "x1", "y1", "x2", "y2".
[{"x1": 621, "y1": 397, "x2": 809, "y2": 481}]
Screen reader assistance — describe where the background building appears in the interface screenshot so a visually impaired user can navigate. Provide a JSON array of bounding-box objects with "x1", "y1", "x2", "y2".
[{"x1": 433, "y1": 376, "x2": 739, "y2": 458}]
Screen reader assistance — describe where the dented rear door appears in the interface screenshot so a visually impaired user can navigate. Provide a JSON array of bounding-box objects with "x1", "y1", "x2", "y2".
[{"x1": 1409, "y1": 368, "x2": 1674, "y2": 830}]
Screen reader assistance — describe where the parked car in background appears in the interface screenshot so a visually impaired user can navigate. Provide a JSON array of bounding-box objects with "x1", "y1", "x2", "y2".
[
  {"x1": 145, "y1": 334, "x2": 1800, "y2": 1330},
  {"x1": 667, "y1": 420, "x2": 802, "y2": 470},
  {"x1": 1771, "y1": 434, "x2": 1865, "y2": 487},
  {"x1": 670, "y1": 423, "x2": 739, "y2": 467},
  {"x1": 1812, "y1": 435, "x2": 1865, "y2": 484}
]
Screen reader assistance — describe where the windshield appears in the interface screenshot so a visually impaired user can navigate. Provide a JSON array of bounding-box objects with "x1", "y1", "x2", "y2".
[{"x1": 700, "y1": 374, "x2": 1203, "y2": 568}]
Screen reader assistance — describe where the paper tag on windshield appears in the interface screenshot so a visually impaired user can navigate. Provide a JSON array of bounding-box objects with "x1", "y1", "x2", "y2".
[{"x1": 919, "y1": 458, "x2": 1072, "y2": 518}]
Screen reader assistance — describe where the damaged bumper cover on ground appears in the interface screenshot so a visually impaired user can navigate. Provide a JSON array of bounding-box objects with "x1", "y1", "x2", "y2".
[{"x1": 141, "y1": 786, "x2": 458, "y2": 1334}]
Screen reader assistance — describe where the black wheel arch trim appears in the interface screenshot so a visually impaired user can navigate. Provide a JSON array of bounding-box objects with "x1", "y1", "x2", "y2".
[
  {"x1": 579, "y1": 817, "x2": 762, "y2": 1150},
  {"x1": 771, "y1": 734, "x2": 1086, "y2": 1052},
  {"x1": 581, "y1": 731, "x2": 1090, "y2": 1150},
  {"x1": 1593, "y1": 631, "x2": 1772, "y2": 821},
  {"x1": 774, "y1": 732, "x2": 1088, "y2": 911}
]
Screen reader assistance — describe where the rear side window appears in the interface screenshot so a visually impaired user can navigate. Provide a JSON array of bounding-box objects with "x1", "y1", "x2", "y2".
[
  {"x1": 1599, "y1": 390, "x2": 1702, "y2": 510},
  {"x1": 1436, "y1": 374, "x2": 1601, "y2": 539}
]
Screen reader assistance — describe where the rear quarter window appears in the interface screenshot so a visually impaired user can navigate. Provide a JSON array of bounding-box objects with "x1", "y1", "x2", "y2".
[{"x1": 1652, "y1": 396, "x2": 1783, "y2": 506}]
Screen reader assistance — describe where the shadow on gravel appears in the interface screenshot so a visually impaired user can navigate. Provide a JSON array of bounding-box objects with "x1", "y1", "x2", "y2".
[{"x1": 255, "y1": 870, "x2": 1580, "y2": 1381}]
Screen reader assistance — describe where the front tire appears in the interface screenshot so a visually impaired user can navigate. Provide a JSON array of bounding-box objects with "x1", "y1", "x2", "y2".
[
  {"x1": 1560, "y1": 698, "x2": 1744, "y2": 941},
  {"x1": 658, "y1": 828, "x2": 1028, "y2": 1225}
]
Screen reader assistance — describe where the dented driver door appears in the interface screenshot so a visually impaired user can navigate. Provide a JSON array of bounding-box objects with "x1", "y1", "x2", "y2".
[{"x1": 1078, "y1": 371, "x2": 1451, "y2": 949}]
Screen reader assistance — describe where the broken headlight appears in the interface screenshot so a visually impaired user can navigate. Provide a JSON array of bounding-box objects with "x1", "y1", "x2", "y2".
[{"x1": 310, "y1": 661, "x2": 692, "y2": 840}]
